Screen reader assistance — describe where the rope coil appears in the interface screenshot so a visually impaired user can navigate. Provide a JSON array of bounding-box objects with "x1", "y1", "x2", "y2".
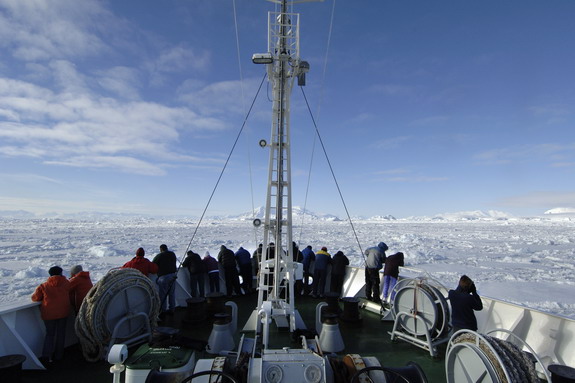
[
  {"x1": 75, "y1": 268, "x2": 160, "y2": 362},
  {"x1": 452, "y1": 332, "x2": 539, "y2": 383}
]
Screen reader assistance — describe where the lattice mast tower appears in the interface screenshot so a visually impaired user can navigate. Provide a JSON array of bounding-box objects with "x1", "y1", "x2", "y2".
[{"x1": 251, "y1": 0, "x2": 309, "y2": 334}]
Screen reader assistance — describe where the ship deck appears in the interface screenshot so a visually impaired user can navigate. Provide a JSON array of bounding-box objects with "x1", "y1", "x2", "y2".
[{"x1": 20, "y1": 292, "x2": 447, "y2": 383}]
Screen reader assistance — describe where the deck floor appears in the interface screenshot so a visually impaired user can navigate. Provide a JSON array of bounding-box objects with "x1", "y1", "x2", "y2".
[{"x1": 21, "y1": 292, "x2": 447, "y2": 382}]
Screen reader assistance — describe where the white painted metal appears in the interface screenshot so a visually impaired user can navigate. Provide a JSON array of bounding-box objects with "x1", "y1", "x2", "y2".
[{"x1": 249, "y1": 0, "x2": 309, "y2": 340}]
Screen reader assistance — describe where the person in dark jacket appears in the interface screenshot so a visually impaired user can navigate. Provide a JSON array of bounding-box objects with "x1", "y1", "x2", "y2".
[
  {"x1": 312, "y1": 247, "x2": 331, "y2": 298},
  {"x1": 292, "y1": 242, "x2": 303, "y2": 263},
  {"x1": 122, "y1": 247, "x2": 159, "y2": 277},
  {"x1": 364, "y1": 242, "x2": 387, "y2": 303},
  {"x1": 218, "y1": 245, "x2": 242, "y2": 297},
  {"x1": 153, "y1": 244, "x2": 178, "y2": 314},
  {"x1": 448, "y1": 275, "x2": 483, "y2": 332},
  {"x1": 235, "y1": 246, "x2": 253, "y2": 293},
  {"x1": 330, "y1": 251, "x2": 349, "y2": 296},
  {"x1": 182, "y1": 250, "x2": 205, "y2": 298},
  {"x1": 252, "y1": 244, "x2": 262, "y2": 278},
  {"x1": 382, "y1": 251, "x2": 404, "y2": 305},
  {"x1": 31, "y1": 266, "x2": 71, "y2": 365},
  {"x1": 203, "y1": 251, "x2": 220, "y2": 293},
  {"x1": 301, "y1": 245, "x2": 315, "y2": 293}
]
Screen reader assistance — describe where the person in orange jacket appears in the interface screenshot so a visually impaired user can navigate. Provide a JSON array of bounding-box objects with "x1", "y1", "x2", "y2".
[
  {"x1": 122, "y1": 247, "x2": 159, "y2": 277},
  {"x1": 31, "y1": 266, "x2": 71, "y2": 364},
  {"x1": 69, "y1": 265, "x2": 93, "y2": 314}
]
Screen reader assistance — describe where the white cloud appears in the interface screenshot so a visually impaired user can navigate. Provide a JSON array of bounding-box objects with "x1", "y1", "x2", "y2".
[
  {"x1": 373, "y1": 136, "x2": 412, "y2": 149},
  {"x1": 500, "y1": 191, "x2": 575, "y2": 209},
  {"x1": 474, "y1": 143, "x2": 575, "y2": 165},
  {"x1": 46, "y1": 156, "x2": 166, "y2": 176},
  {"x1": 0, "y1": 0, "x2": 113, "y2": 61}
]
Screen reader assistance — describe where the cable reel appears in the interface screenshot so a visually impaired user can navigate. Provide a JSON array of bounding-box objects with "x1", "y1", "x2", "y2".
[
  {"x1": 389, "y1": 277, "x2": 451, "y2": 356},
  {"x1": 446, "y1": 329, "x2": 550, "y2": 383}
]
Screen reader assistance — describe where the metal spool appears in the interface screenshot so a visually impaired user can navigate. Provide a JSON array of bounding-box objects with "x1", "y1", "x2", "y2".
[
  {"x1": 391, "y1": 278, "x2": 449, "y2": 339},
  {"x1": 104, "y1": 284, "x2": 153, "y2": 339},
  {"x1": 446, "y1": 330, "x2": 548, "y2": 383}
]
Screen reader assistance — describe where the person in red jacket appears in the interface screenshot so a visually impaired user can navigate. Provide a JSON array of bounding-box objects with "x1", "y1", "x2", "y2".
[
  {"x1": 122, "y1": 247, "x2": 159, "y2": 277},
  {"x1": 69, "y1": 265, "x2": 93, "y2": 313},
  {"x1": 31, "y1": 266, "x2": 71, "y2": 364}
]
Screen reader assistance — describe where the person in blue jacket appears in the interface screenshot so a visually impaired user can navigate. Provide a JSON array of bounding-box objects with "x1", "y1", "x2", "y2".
[
  {"x1": 448, "y1": 275, "x2": 483, "y2": 332},
  {"x1": 312, "y1": 247, "x2": 331, "y2": 298},
  {"x1": 364, "y1": 242, "x2": 387, "y2": 303},
  {"x1": 301, "y1": 245, "x2": 315, "y2": 293}
]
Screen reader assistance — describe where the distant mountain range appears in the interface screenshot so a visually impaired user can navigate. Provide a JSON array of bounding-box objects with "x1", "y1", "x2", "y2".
[{"x1": 1, "y1": 207, "x2": 574, "y2": 221}]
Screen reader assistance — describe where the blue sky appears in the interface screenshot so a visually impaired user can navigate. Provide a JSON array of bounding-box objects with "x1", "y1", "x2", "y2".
[{"x1": 1, "y1": 0, "x2": 574, "y2": 218}]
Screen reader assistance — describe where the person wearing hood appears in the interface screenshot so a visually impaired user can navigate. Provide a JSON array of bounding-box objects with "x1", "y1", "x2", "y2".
[
  {"x1": 202, "y1": 251, "x2": 220, "y2": 293},
  {"x1": 382, "y1": 252, "x2": 404, "y2": 307},
  {"x1": 31, "y1": 266, "x2": 71, "y2": 364},
  {"x1": 218, "y1": 245, "x2": 242, "y2": 297},
  {"x1": 330, "y1": 250, "x2": 349, "y2": 296},
  {"x1": 364, "y1": 242, "x2": 388, "y2": 303},
  {"x1": 69, "y1": 265, "x2": 93, "y2": 313},
  {"x1": 122, "y1": 247, "x2": 158, "y2": 277},
  {"x1": 182, "y1": 250, "x2": 206, "y2": 298},
  {"x1": 448, "y1": 275, "x2": 483, "y2": 332}
]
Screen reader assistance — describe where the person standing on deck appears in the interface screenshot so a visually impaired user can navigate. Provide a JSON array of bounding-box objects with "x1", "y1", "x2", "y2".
[
  {"x1": 301, "y1": 245, "x2": 315, "y2": 293},
  {"x1": 364, "y1": 242, "x2": 387, "y2": 303},
  {"x1": 203, "y1": 251, "x2": 220, "y2": 293},
  {"x1": 182, "y1": 250, "x2": 205, "y2": 298},
  {"x1": 330, "y1": 251, "x2": 349, "y2": 297},
  {"x1": 312, "y1": 247, "x2": 331, "y2": 298},
  {"x1": 252, "y1": 243, "x2": 262, "y2": 279},
  {"x1": 218, "y1": 245, "x2": 242, "y2": 297},
  {"x1": 122, "y1": 247, "x2": 158, "y2": 277},
  {"x1": 69, "y1": 265, "x2": 93, "y2": 314},
  {"x1": 31, "y1": 266, "x2": 71, "y2": 366},
  {"x1": 153, "y1": 244, "x2": 178, "y2": 315},
  {"x1": 235, "y1": 246, "x2": 253, "y2": 293},
  {"x1": 448, "y1": 275, "x2": 483, "y2": 332},
  {"x1": 382, "y1": 251, "x2": 404, "y2": 308}
]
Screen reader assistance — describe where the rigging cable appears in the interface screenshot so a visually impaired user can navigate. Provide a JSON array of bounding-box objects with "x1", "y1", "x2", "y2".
[
  {"x1": 181, "y1": 72, "x2": 268, "y2": 264},
  {"x1": 232, "y1": 0, "x2": 259, "y2": 247},
  {"x1": 300, "y1": 87, "x2": 366, "y2": 264},
  {"x1": 297, "y1": 0, "x2": 337, "y2": 245},
  {"x1": 161, "y1": 74, "x2": 267, "y2": 312}
]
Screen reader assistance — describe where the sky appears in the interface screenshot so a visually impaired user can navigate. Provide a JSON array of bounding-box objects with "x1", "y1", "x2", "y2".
[{"x1": 1, "y1": 0, "x2": 574, "y2": 219}]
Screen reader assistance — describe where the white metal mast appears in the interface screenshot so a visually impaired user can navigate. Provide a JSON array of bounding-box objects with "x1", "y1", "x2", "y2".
[{"x1": 244, "y1": 0, "x2": 310, "y2": 343}]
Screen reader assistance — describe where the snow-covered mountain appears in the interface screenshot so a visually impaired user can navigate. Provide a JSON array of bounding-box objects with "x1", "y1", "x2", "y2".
[
  {"x1": 227, "y1": 206, "x2": 343, "y2": 222},
  {"x1": 544, "y1": 207, "x2": 575, "y2": 215},
  {"x1": 406, "y1": 210, "x2": 514, "y2": 221}
]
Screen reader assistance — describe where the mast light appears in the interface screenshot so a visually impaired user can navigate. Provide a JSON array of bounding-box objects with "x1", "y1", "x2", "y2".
[{"x1": 252, "y1": 53, "x2": 273, "y2": 64}]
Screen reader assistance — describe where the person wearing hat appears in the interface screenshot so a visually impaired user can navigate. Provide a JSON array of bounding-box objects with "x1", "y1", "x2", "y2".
[
  {"x1": 364, "y1": 242, "x2": 388, "y2": 304},
  {"x1": 69, "y1": 265, "x2": 93, "y2": 313},
  {"x1": 122, "y1": 247, "x2": 159, "y2": 277},
  {"x1": 312, "y1": 247, "x2": 331, "y2": 298},
  {"x1": 31, "y1": 266, "x2": 71, "y2": 364}
]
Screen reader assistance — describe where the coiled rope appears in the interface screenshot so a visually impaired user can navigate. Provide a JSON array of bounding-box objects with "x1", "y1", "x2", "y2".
[
  {"x1": 75, "y1": 268, "x2": 160, "y2": 362},
  {"x1": 452, "y1": 332, "x2": 539, "y2": 383}
]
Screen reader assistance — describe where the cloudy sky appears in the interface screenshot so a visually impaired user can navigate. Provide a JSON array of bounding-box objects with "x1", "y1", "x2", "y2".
[{"x1": 1, "y1": 0, "x2": 574, "y2": 218}]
